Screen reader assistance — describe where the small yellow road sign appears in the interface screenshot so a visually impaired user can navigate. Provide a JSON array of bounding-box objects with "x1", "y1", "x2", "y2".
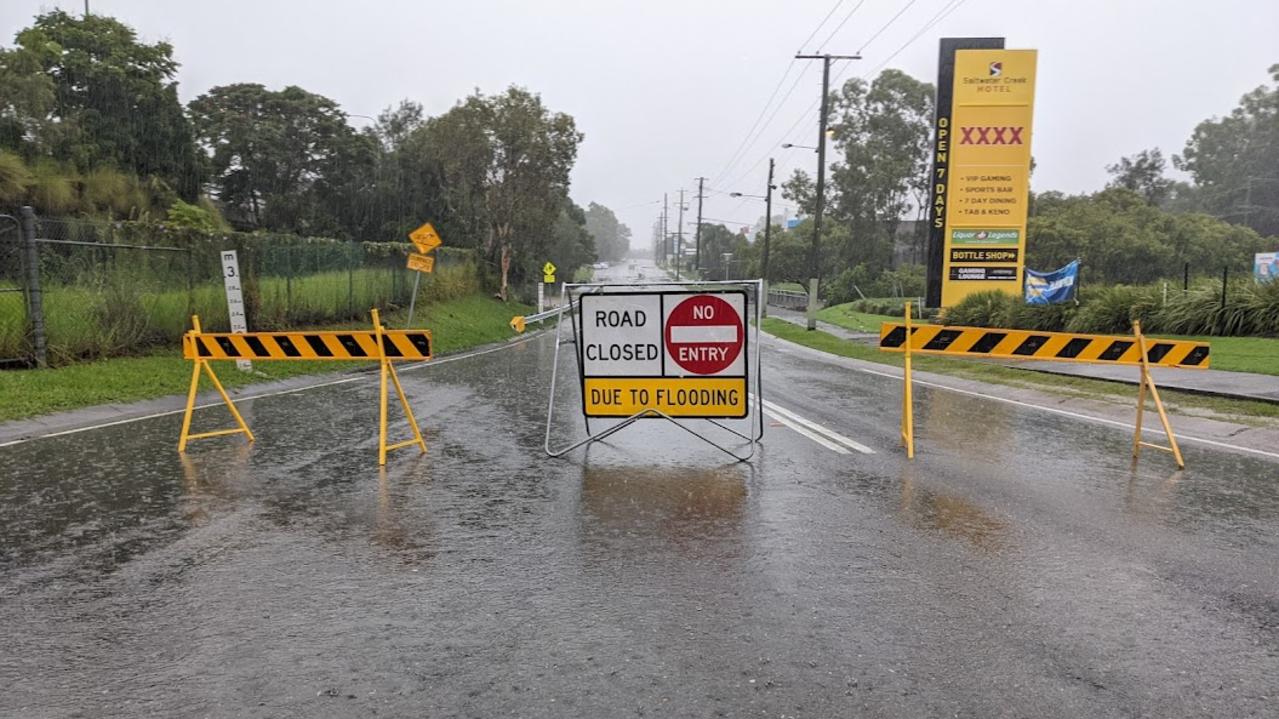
[
  {"x1": 409, "y1": 222, "x2": 442, "y2": 254},
  {"x1": 543, "y1": 261, "x2": 556, "y2": 283},
  {"x1": 406, "y1": 252, "x2": 435, "y2": 273},
  {"x1": 509, "y1": 316, "x2": 526, "y2": 333}
]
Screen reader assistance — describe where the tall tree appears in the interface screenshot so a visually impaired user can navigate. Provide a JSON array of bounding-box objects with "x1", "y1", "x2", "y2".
[
  {"x1": 414, "y1": 87, "x2": 582, "y2": 298},
  {"x1": 825, "y1": 69, "x2": 935, "y2": 274},
  {"x1": 1175, "y1": 64, "x2": 1279, "y2": 237},
  {"x1": 585, "y1": 202, "x2": 632, "y2": 261},
  {"x1": 11, "y1": 11, "x2": 200, "y2": 197},
  {"x1": 1106, "y1": 148, "x2": 1173, "y2": 205},
  {"x1": 188, "y1": 83, "x2": 371, "y2": 233}
]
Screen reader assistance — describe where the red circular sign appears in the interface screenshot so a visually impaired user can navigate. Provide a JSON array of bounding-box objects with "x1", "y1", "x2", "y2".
[{"x1": 665, "y1": 295, "x2": 744, "y2": 375}]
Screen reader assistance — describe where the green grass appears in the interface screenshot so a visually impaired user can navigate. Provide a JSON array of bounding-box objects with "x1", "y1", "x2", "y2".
[
  {"x1": 761, "y1": 318, "x2": 1279, "y2": 422},
  {"x1": 816, "y1": 303, "x2": 931, "y2": 333},
  {"x1": 0, "y1": 294, "x2": 531, "y2": 422},
  {"x1": 1168, "y1": 335, "x2": 1279, "y2": 376}
]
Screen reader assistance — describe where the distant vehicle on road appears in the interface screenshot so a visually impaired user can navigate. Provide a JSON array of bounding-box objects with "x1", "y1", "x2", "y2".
[{"x1": 593, "y1": 261, "x2": 610, "y2": 270}]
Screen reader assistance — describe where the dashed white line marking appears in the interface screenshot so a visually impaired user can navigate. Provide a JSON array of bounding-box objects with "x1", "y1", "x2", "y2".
[
  {"x1": 764, "y1": 409, "x2": 850, "y2": 454},
  {"x1": 755, "y1": 395, "x2": 874, "y2": 454}
]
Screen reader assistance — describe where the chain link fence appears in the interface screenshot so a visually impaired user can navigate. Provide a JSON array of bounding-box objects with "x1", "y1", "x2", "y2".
[{"x1": 0, "y1": 208, "x2": 475, "y2": 367}]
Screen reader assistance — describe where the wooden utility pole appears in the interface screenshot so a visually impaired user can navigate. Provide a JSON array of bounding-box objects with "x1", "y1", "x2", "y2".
[{"x1": 795, "y1": 52, "x2": 859, "y2": 329}]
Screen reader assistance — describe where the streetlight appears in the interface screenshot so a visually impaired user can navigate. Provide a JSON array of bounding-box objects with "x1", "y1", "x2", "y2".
[{"x1": 782, "y1": 143, "x2": 818, "y2": 152}]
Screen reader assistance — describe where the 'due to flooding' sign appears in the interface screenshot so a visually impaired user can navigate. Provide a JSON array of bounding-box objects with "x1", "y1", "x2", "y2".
[{"x1": 578, "y1": 291, "x2": 749, "y2": 418}]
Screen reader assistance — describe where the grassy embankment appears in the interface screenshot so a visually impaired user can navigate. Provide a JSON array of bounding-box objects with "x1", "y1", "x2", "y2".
[
  {"x1": 0, "y1": 294, "x2": 530, "y2": 422},
  {"x1": 762, "y1": 317, "x2": 1279, "y2": 422}
]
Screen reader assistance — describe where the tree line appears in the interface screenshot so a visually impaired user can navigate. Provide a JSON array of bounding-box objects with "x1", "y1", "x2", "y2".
[{"x1": 0, "y1": 11, "x2": 633, "y2": 295}]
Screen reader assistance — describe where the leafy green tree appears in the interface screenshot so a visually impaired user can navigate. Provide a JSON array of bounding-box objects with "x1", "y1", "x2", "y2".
[
  {"x1": 188, "y1": 83, "x2": 372, "y2": 233},
  {"x1": 413, "y1": 87, "x2": 582, "y2": 298},
  {"x1": 1106, "y1": 148, "x2": 1173, "y2": 205},
  {"x1": 826, "y1": 69, "x2": 935, "y2": 274},
  {"x1": 1175, "y1": 64, "x2": 1279, "y2": 236},
  {"x1": 11, "y1": 11, "x2": 200, "y2": 197},
  {"x1": 1027, "y1": 188, "x2": 1267, "y2": 284},
  {"x1": 585, "y1": 202, "x2": 632, "y2": 261},
  {"x1": 547, "y1": 197, "x2": 597, "y2": 276}
]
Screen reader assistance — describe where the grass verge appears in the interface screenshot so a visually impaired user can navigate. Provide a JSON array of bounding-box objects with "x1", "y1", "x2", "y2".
[
  {"x1": 0, "y1": 294, "x2": 531, "y2": 422},
  {"x1": 761, "y1": 318, "x2": 1279, "y2": 423}
]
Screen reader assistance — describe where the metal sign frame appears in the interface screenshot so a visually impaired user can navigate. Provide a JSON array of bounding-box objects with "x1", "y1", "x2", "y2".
[{"x1": 543, "y1": 279, "x2": 764, "y2": 461}]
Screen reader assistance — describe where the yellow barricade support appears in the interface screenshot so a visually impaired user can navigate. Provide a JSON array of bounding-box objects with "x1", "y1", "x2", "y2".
[
  {"x1": 881, "y1": 316, "x2": 1198, "y2": 469},
  {"x1": 901, "y1": 302, "x2": 915, "y2": 459},
  {"x1": 178, "y1": 310, "x2": 430, "y2": 465},
  {"x1": 1131, "y1": 319, "x2": 1185, "y2": 469},
  {"x1": 177, "y1": 314, "x2": 255, "y2": 452}
]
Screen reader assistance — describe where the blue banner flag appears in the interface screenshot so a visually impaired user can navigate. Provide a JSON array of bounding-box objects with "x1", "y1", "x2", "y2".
[{"x1": 1025, "y1": 260, "x2": 1079, "y2": 305}]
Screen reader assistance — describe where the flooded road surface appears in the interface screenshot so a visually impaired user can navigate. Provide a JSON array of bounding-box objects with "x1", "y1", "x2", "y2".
[{"x1": 3, "y1": 314, "x2": 1278, "y2": 717}]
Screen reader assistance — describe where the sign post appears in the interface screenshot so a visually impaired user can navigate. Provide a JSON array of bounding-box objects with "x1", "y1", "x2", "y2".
[
  {"x1": 219, "y1": 250, "x2": 251, "y2": 372},
  {"x1": 405, "y1": 222, "x2": 443, "y2": 327}
]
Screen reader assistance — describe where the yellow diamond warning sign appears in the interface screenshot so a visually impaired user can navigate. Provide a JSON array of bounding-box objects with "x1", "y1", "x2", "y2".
[{"x1": 579, "y1": 290, "x2": 748, "y2": 418}]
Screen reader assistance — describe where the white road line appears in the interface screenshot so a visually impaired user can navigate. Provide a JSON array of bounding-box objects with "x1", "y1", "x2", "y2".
[
  {"x1": 764, "y1": 409, "x2": 851, "y2": 454},
  {"x1": 0, "y1": 334, "x2": 541, "y2": 449},
  {"x1": 757, "y1": 397, "x2": 876, "y2": 454},
  {"x1": 769, "y1": 336, "x2": 1279, "y2": 463}
]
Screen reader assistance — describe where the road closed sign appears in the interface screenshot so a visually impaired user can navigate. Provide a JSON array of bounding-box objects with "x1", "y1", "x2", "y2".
[{"x1": 579, "y1": 290, "x2": 748, "y2": 418}]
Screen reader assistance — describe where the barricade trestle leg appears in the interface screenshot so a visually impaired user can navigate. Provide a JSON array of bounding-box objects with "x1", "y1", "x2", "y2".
[
  {"x1": 178, "y1": 315, "x2": 255, "y2": 452},
  {"x1": 901, "y1": 302, "x2": 915, "y2": 459},
  {"x1": 1131, "y1": 319, "x2": 1185, "y2": 469},
  {"x1": 372, "y1": 308, "x2": 427, "y2": 465}
]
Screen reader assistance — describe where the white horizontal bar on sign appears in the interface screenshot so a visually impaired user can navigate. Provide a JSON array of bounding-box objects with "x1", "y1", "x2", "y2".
[{"x1": 669, "y1": 325, "x2": 739, "y2": 343}]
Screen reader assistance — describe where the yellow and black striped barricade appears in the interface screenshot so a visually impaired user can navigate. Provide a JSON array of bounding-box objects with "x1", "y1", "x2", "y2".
[
  {"x1": 880, "y1": 316, "x2": 1208, "y2": 468},
  {"x1": 179, "y1": 309, "x2": 431, "y2": 465}
]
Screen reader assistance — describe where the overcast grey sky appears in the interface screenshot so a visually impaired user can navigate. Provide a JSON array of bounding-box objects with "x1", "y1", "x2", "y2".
[{"x1": 4, "y1": 0, "x2": 1277, "y2": 247}]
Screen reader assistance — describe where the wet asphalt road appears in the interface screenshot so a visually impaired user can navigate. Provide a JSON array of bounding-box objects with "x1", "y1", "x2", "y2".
[{"x1": 2, "y1": 267, "x2": 1278, "y2": 718}]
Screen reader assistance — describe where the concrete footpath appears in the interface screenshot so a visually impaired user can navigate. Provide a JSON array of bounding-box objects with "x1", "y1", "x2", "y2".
[{"x1": 766, "y1": 305, "x2": 1279, "y2": 404}]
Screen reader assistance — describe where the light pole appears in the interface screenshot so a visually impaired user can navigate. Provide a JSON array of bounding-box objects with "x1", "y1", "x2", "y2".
[
  {"x1": 795, "y1": 53, "x2": 859, "y2": 329},
  {"x1": 781, "y1": 143, "x2": 818, "y2": 151},
  {"x1": 729, "y1": 157, "x2": 777, "y2": 316}
]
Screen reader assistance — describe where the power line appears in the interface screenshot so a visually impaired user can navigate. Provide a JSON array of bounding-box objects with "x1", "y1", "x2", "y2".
[
  {"x1": 816, "y1": 0, "x2": 869, "y2": 52},
  {"x1": 857, "y1": 0, "x2": 923, "y2": 55},
  {"x1": 798, "y1": 0, "x2": 847, "y2": 52},
  {"x1": 712, "y1": 65, "x2": 815, "y2": 188},
  {"x1": 708, "y1": 0, "x2": 850, "y2": 188},
  {"x1": 866, "y1": 0, "x2": 971, "y2": 74},
  {"x1": 721, "y1": 0, "x2": 971, "y2": 212}
]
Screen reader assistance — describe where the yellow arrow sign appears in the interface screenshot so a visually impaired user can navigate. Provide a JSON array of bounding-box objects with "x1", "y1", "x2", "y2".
[
  {"x1": 543, "y1": 261, "x2": 556, "y2": 283},
  {"x1": 409, "y1": 222, "x2": 442, "y2": 254},
  {"x1": 406, "y1": 252, "x2": 435, "y2": 273}
]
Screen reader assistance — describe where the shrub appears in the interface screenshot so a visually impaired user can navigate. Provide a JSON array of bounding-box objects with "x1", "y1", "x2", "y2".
[{"x1": 940, "y1": 291, "x2": 1014, "y2": 327}]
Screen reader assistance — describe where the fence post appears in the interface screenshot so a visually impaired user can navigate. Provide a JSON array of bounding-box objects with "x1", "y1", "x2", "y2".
[
  {"x1": 19, "y1": 206, "x2": 46, "y2": 368},
  {"x1": 347, "y1": 242, "x2": 355, "y2": 318}
]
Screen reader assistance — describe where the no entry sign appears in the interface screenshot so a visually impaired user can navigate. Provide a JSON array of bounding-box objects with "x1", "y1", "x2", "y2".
[
  {"x1": 665, "y1": 294, "x2": 744, "y2": 375},
  {"x1": 579, "y1": 290, "x2": 748, "y2": 418}
]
